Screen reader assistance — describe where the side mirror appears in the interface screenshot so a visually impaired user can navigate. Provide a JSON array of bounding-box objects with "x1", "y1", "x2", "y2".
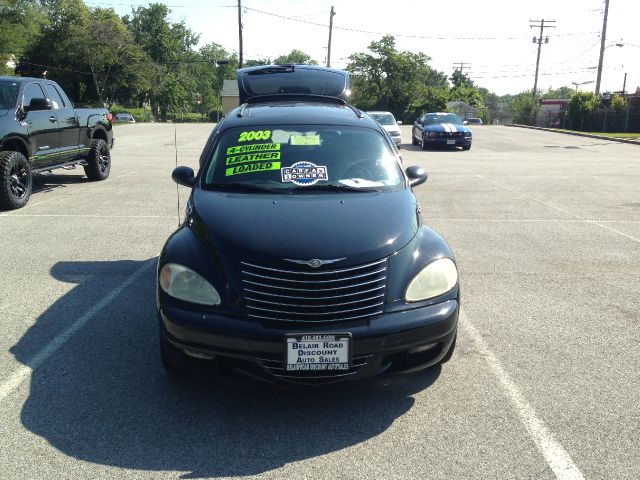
[
  {"x1": 172, "y1": 166, "x2": 195, "y2": 187},
  {"x1": 405, "y1": 165, "x2": 428, "y2": 187},
  {"x1": 397, "y1": 120, "x2": 403, "y2": 125},
  {"x1": 25, "y1": 98, "x2": 52, "y2": 112}
]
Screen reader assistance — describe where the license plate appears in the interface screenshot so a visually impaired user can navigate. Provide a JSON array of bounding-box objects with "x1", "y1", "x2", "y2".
[
  {"x1": 446, "y1": 139, "x2": 456, "y2": 145},
  {"x1": 285, "y1": 334, "x2": 351, "y2": 372}
]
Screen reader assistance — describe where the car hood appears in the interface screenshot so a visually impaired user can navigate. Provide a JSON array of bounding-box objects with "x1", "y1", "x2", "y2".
[
  {"x1": 0, "y1": 109, "x2": 10, "y2": 117},
  {"x1": 381, "y1": 124, "x2": 401, "y2": 134},
  {"x1": 425, "y1": 123, "x2": 470, "y2": 133},
  {"x1": 191, "y1": 188, "x2": 419, "y2": 266}
]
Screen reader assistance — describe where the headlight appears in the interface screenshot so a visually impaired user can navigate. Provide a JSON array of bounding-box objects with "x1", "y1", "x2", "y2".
[
  {"x1": 464, "y1": 131, "x2": 472, "y2": 137},
  {"x1": 405, "y1": 258, "x2": 458, "y2": 302},
  {"x1": 159, "y1": 263, "x2": 221, "y2": 305},
  {"x1": 427, "y1": 131, "x2": 438, "y2": 138}
]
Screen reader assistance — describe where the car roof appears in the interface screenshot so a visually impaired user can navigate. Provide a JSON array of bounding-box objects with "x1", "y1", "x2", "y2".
[
  {"x1": 223, "y1": 101, "x2": 379, "y2": 130},
  {"x1": 366, "y1": 111, "x2": 395, "y2": 115}
]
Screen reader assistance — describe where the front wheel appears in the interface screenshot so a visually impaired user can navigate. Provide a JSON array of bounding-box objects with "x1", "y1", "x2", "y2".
[
  {"x1": 0, "y1": 151, "x2": 32, "y2": 210},
  {"x1": 462, "y1": 145, "x2": 471, "y2": 151},
  {"x1": 84, "y1": 139, "x2": 111, "y2": 181},
  {"x1": 411, "y1": 131, "x2": 419, "y2": 146},
  {"x1": 421, "y1": 135, "x2": 429, "y2": 150}
]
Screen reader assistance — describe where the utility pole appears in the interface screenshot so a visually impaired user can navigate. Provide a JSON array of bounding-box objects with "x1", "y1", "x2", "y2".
[
  {"x1": 622, "y1": 72, "x2": 627, "y2": 95},
  {"x1": 452, "y1": 62, "x2": 471, "y2": 85},
  {"x1": 529, "y1": 19, "x2": 556, "y2": 122},
  {"x1": 237, "y1": 0, "x2": 243, "y2": 68},
  {"x1": 327, "y1": 6, "x2": 336, "y2": 68},
  {"x1": 595, "y1": 0, "x2": 610, "y2": 96}
]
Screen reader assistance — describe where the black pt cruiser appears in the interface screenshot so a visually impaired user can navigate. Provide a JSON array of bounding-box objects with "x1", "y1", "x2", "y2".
[{"x1": 158, "y1": 65, "x2": 459, "y2": 384}]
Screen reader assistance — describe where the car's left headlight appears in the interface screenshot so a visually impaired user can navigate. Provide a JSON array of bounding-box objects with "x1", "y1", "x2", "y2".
[
  {"x1": 405, "y1": 258, "x2": 458, "y2": 302},
  {"x1": 159, "y1": 263, "x2": 221, "y2": 306}
]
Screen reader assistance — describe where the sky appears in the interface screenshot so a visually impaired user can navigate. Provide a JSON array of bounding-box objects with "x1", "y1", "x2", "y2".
[{"x1": 92, "y1": 0, "x2": 640, "y2": 96}]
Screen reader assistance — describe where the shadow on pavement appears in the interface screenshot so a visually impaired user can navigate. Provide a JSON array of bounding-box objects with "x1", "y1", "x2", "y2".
[{"x1": 11, "y1": 258, "x2": 440, "y2": 478}]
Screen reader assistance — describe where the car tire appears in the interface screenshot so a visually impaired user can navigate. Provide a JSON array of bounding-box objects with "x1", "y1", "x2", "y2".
[
  {"x1": 462, "y1": 145, "x2": 471, "y2": 151},
  {"x1": 421, "y1": 135, "x2": 429, "y2": 150},
  {"x1": 438, "y1": 334, "x2": 456, "y2": 364},
  {"x1": 160, "y1": 333, "x2": 184, "y2": 374},
  {"x1": 411, "y1": 131, "x2": 419, "y2": 146},
  {"x1": 84, "y1": 139, "x2": 111, "y2": 181},
  {"x1": 0, "y1": 151, "x2": 32, "y2": 210}
]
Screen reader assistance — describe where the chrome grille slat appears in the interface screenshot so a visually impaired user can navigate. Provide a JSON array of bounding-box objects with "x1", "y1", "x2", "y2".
[
  {"x1": 245, "y1": 294, "x2": 385, "y2": 308},
  {"x1": 247, "y1": 302, "x2": 384, "y2": 316},
  {"x1": 244, "y1": 285, "x2": 385, "y2": 300},
  {"x1": 241, "y1": 259, "x2": 386, "y2": 276},
  {"x1": 248, "y1": 310, "x2": 384, "y2": 322},
  {"x1": 243, "y1": 277, "x2": 385, "y2": 293},
  {"x1": 243, "y1": 267, "x2": 387, "y2": 284},
  {"x1": 242, "y1": 258, "x2": 388, "y2": 323}
]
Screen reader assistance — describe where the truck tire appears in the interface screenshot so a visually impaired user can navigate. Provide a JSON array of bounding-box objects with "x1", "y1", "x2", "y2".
[
  {"x1": 0, "y1": 151, "x2": 32, "y2": 210},
  {"x1": 84, "y1": 139, "x2": 111, "y2": 181}
]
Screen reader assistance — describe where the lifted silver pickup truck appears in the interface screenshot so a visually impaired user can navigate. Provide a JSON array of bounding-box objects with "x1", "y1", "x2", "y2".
[{"x1": 0, "y1": 76, "x2": 114, "y2": 209}]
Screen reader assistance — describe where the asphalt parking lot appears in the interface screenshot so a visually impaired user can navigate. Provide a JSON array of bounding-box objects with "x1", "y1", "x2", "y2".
[{"x1": 1, "y1": 123, "x2": 639, "y2": 479}]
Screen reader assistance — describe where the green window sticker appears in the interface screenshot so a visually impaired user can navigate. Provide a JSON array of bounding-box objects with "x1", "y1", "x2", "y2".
[
  {"x1": 226, "y1": 143, "x2": 281, "y2": 156},
  {"x1": 226, "y1": 151, "x2": 281, "y2": 166},
  {"x1": 290, "y1": 134, "x2": 321, "y2": 146},
  {"x1": 225, "y1": 162, "x2": 281, "y2": 176}
]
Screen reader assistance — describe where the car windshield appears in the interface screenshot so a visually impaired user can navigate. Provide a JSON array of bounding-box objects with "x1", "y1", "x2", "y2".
[
  {"x1": 0, "y1": 80, "x2": 19, "y2": 109},
  {"x1": 424, "y1": 114, "x2": 463, "y2": 125},
  {"x1": 369, "y1": 113, "x2": 396, "y2": 126},
  {"x1": 203, "y1": 125, "x2": 404, "y2": 192}
]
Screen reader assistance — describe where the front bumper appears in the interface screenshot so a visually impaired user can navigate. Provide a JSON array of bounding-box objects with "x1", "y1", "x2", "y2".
[
  {"x1": 425, "y1": 137, "x2": 471, "y2": 148},
  {"x1": 159, "y1": 299, "x2": 458, "y2": 384}
]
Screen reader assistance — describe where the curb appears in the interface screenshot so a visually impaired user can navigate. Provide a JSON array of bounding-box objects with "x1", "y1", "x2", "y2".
[{"x1": 507, "y1": 124, "x2": 640, "y2": 146}]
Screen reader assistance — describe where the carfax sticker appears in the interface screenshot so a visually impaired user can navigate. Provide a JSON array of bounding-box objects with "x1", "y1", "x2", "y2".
[
  {"x1": 226, "y1": 162, "x2": 281, "y2": 176},
  {"x1": 281, "y1": 161, "x2": 328, "y2": 186},
  {"x1": 290, "y1": 134, "x2": 321, "y2": 146}
]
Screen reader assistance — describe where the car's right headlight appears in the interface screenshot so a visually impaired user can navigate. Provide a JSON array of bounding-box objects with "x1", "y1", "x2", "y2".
[
  {"x1": 405, "y1": 258, "x2": 458, "y2": 302},
  {"x1": 427, "y1": 131, "x2": 438, "y2": 138},
  {"x1": 159, "y1": 263, "x2": 221, "y2": 306}
]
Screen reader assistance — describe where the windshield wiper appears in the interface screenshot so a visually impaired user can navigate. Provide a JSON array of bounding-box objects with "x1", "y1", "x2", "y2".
[{"x1": 207, "y1": 182, "x2": 277, "y2": 193}]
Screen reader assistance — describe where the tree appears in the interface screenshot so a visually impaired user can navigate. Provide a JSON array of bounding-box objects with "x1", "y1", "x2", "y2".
[
  {"x1": 0, "y1": 0, "x2": 46, "y2": 75},
  {"x1": 124, "y1": 3, "x2": 200, "y2": 120},
  {"x1": 566, "y1": 91, "x2": 599, "y2": 130},
  {"x1": 273, "y1": 49, "x2": 317, "y2": 65},
  {"x1": 543, "y1": 86, "x2": 574, "y2": 99},
  {"x1": 510, "y1": 92, "x2": 534, "y2": 124},
  {"x1": 347, "y1": 35, "x2": 448, "y2": 122}
]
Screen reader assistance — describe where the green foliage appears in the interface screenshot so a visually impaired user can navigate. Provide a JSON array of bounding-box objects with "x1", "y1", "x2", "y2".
[
  {"x1": 0, "y1": 0, "x2": 46, "y2": 74},
  {"x1": 510, "y1": 92, "x2": 534, "y2": 124},
  {"x1": 566, "y1": 91, "x2": 600, "y2": 130},
  {"x1": 109, "y1": 106, "x2": 154, "y2": 122},
  {"x1": 274, "y1": 49, "x2": 317, "y2": 65},
  {"x1": 610, "y1": 94, "x2": 627, "y2": 113},
  {"x1": 347, "y1": 35, "x2": 449, "y2": 122},
  {"x1": 542, "y1": 86, "x2": 574, "y2": 99}
]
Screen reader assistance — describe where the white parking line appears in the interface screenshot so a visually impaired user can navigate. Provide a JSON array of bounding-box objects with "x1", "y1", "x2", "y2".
[
  {"x1": 460, "y1": 312, "x2": 585, "y2": 480},
  {"x1": 477, "y1": 175, "x2": 640, "y2": 244},
  {"x1": 0, "y1": 259, "x2": 155, "y2": 403}
]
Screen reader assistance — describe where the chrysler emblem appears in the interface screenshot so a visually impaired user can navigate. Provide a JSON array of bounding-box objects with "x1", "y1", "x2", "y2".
[{"x1": 284, "y1": 258, "x2": 345, "y2": 268}]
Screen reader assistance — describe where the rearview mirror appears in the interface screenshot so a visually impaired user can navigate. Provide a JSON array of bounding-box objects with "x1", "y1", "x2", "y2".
[
  {"x1": 172, "y1": 166, "x2": 195, "y2": 187},
  {"x1": 405, "y1": 165, "x2": 428, "y2": 187}
]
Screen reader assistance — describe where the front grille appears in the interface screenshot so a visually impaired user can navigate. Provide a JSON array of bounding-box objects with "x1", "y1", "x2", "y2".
[
  {"x1": 241, "y1": 259, "x2": 388, "y2": 322},
  {"x1": 437, "y1": 131, "x2": 465, "y2": 137}
]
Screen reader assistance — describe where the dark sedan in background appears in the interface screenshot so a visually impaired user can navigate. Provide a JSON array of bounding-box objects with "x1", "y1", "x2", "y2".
[{"x1": 412, "y1": 112, "x2": 472, "y2": 150}]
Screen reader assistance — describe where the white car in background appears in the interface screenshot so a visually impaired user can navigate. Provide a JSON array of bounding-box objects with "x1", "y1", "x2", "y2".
[{"x1": 366, "y1": 111, "x2": 402, "y2": 148}]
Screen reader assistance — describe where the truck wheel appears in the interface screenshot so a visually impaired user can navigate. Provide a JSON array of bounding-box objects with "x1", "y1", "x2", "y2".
[
  {"x1": 84, "y1": 139, "x2": 111, "y2": 181},
  {"x1": 0, "y1": 151, "x2": 32, "y2": 210}
]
